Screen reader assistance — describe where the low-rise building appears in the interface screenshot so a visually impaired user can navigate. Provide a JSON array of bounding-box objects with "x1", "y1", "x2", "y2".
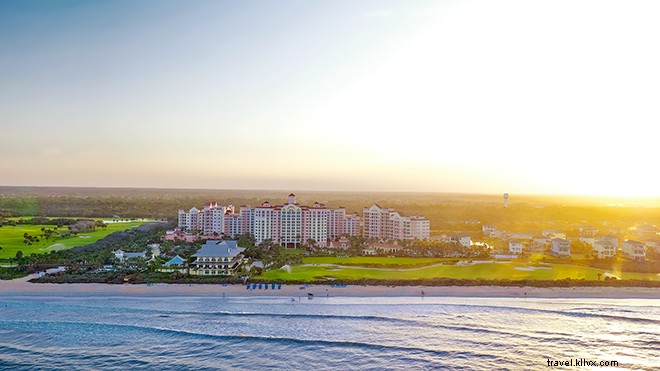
[
  {"x1": 593, "y1": 237, "x2": 617, "y2": 259},
  {"x1": 113, "y1": 250, "x2": 147, "y2": 262},
  {"x1": 328, "y1": 236, "x2": 350, "y2": 249},
  {"x1": 636, "y1": 225, "x2": 659, "y2": 240},
  {"x1": 451, "y1": 233, "x2": 471, "y2": 247},
  {"x1": 645, "y1": 238, "x2": 660, "y2": 254},
  {"x1": 531, "y1": 236, "x2": 549, "y2": 252},
  {"x1": 189, "y1": 240, "x2": 245, "y2": 276},
  {"x1": 622, "y1": 240, "x2": 646, "y2": 261},
  {"x1": 508, "y1": 240, "x2": 524, "y2": 255},
  {"x1": 369, "y1": 243, "x2": 404, "y2": 254},
  {"x1": 543, "y1": 230, "x2": 566, "y2": 240},
  {"x1": 551, "y1": 238, "x2": 571, "y2": 258},
  {"x1": 164, "y1": 255, "x2": 186, "y2": 267},
  {"x1": 482, "y1": 225, "x2": 497, "y2": 235},
  {"x1": 579, "y1": 225, "x2": 599, "y2": 237},
  {"x1": 163, "y1": 228, "x2": 198, "y2": 243}
]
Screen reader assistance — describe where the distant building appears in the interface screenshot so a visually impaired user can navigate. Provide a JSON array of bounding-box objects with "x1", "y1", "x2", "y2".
[
  {"x1": 543, "y1": 230, "x2": 566, "y2": 240},
  {"x1": 189, "y1": 240, "x2": 245, "y2": 276},
  {"x1": 178, "y1": 193, "x2": 365, "y2": 247},
  {"x1": 328, "y1": 236, "x2": 350, "y2": 249},
  {"x1": 635, "y1": 225, "x2": 658, "y2": 240},
  {"x1": 113, "y1": 250, "x2": 147, "y2": 262},
  {"x1": 532, "y1": 236, "x2": 549, "y2": 251},
  {"x1": 451, "y1": 233, "x2": 472, "y2": 247},
  {"x1": 508, "y1": 240, "x2": 524, "y2": 255},
  {"x1": 509, "y1": 233, "x2": 533, "y2": 241},
  {"x1": 482, "y1": 225, "x2": 497, "y2": 235},
  {"x1": 593, "y1": 236, "x2": 618, "y2": 259},
  {"x1": 178, "y1": 203, "x2": 235, "y2": 235},
  {"x1": 369, "y1": 242, "x2": 404, "y2": 255},
  {"x1": 363, "y1": 204, "x2": 430, "y2": 241},
  {"x1": 622, "y1": 240, "x2": 646, "y2": 261},
  {"x1": 551, "y1": 238, "x2": 571, "y2": 258},
  {"x1": 645, "y1": 238, "x2": 660, "y2": 254},
  {"x1": 579, "y1": 225, "x2": 599, "y2": 237}
]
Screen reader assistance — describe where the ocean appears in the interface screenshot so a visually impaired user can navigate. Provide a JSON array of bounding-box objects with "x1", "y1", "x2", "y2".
[{"x1": 0, "y1": 295, "x2": 658, "y2": 370}]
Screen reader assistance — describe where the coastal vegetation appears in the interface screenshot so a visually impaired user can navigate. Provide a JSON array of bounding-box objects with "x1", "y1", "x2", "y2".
[{"x1": 1, "y1": 187, "x2": 658, "y2": 286}]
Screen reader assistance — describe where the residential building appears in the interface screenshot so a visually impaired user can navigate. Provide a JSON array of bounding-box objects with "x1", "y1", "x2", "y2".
[
  {"x1": 593, "y1": 235, "x2": 618, "y2": 259},
  {"x1": 645, "y1": 238, "x2": 660, "y2": 254},
  {"x1": 363, "y1": 204, "x2": 430, "y2": 241},
  {"x1": 189, "y1": 240, "x2": 245, "y2": 276},
  {"x1": 509, "y1": 240, "x2": 524, "y2": 255},
  {"x1": 532, "y1": 236, "x2": 549, "y2": 252},
  {"x1": 113, "y1": 249, "x2": 148, "y2": 262},
  {"x1": 635, "y1": 225, "x2": 658, "y2": 240},
  {"x1": 451, "y1": 233, "x2": 472, "y2": 247},
  {"x1": 622, "y1": 240, "x2": 646, "y2": 260},
  {"x1": 163, "y1": 228, "x2": 197, "y2": 243},
  {"x1": 543, "y1": 230, "x2": 566, "y2": 240},
  {"x1": 551, "y1": 238, "x2": 571, "y2": 257},
  {"x1": 579, "y1": 236, "x2": 595, "y2": 245},
  {"x1": 579, "y1": 225, "x2": 599, "y2": 237},
  {"x1": 369, "y1": 242, "x2": 404, "y2": 254},
  {"x1": 482, "y1": 225, "x2": 497, "y2": 235}
]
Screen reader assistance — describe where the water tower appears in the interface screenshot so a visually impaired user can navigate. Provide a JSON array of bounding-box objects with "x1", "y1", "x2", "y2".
[{"x1": 503, "y1": 193, "x2": 509, "y2": 208}]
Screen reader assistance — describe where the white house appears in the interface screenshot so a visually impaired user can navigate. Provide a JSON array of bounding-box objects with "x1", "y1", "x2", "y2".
[
  {"x1": 593, "y1": 238, "x2": 617, "y2": 259},
  {"x1": 579, "y1": 225, "x2": 599, "y2": 237},
  {"x1": 451, "y1": 233, "x2": 472, "y2": 247},
  {"x1": 543, "y1": 230, "x2": 566, "y2": 240},
  {"x1": 508, "y1": 240, "x2": 524, "y2": 255},
  {"x1": 622, "y1": 240, "x2": 646, "y2": 261},
  {"x1": 551, "y1": 238, "x2": 571, "y2": 258}
]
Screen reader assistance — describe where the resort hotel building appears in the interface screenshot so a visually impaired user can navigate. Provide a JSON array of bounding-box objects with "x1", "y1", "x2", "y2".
[
  {"x1": 179, "y1": 193, "x2": 363, "y2": 247},
  {"x1": 177, "y1": 194, "x2": 431, "y2": 247},
  {"x1": 362, "y1": 204, "x2": 431, "y2": 241}
]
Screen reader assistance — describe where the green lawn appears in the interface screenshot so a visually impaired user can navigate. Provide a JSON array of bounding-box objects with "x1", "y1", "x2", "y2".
[
  {"x1": 260, "y1": 260, "x2": 660, "y2": 281},
  {"x1": 0, "y1": 221, "x2": 145, "y2": 259},
  {"x1": 303, "y1": 256, "x2": 447, "y2": 268}
]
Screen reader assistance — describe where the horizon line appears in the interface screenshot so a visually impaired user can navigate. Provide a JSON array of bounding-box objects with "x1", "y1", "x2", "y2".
[{"x1": 0, "y1": 184, "x2": 658, "y2": 200}]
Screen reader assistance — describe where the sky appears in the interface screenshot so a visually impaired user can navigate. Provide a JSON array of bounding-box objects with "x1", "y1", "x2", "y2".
[{"x1": 1, "y1": 0, "x2": 659, "y2": 197}]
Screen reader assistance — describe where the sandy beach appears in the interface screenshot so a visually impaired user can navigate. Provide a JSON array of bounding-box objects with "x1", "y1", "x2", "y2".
[{"x1": 1, "y1": 271, "x2": 659, "y2": 299}]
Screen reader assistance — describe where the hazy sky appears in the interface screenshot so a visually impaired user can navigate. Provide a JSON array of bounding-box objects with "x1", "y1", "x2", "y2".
[{"x1": 1, "y1": 0, "x2": 658, "y2": 197}]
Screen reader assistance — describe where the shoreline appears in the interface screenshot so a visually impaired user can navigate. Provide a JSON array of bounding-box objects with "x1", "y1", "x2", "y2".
[{"x1": 1, "y1": 274, "x2": 659, "y2": 299}]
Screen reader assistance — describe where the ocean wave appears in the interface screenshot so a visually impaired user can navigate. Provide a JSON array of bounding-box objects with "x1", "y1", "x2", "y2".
[{"x1": 426, "y1": 303, "x2": 660, "y2": 325}]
